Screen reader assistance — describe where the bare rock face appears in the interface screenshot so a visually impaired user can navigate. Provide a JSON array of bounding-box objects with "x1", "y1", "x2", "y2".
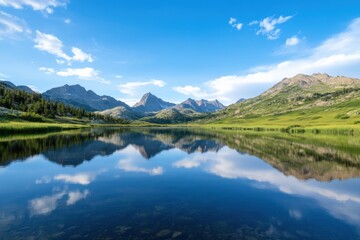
[
  {"x1": 174, "y1": 98, "x2": 225, "y2": 113},
  {"x1": 132, "y1": 92, "x2": 175, "y2": 113}
]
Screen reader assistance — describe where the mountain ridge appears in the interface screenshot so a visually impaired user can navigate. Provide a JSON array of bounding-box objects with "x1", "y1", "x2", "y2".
[{"x1": 43, "y1": 84, "x2": 129, "y2": 111}]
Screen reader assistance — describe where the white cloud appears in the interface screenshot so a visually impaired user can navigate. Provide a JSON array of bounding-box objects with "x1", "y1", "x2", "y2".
[
  {"x1": 118, "y1": 157, "x2": 164, "y2": 175},
  {"x1": 34, "y1": 31, "x2": 93, "y2": 64},
  {"x1": 29, "y1": 191, "x2": 65, "y2": 215},
  {"x1": 174, "y1": 18, "x2": 360, "y2": 105},
  {"x1": 0, "y1": 72, "x2": 9, "y2": 80},
  {"x1": 250, "y1": 15, "x2": 293, "y2": 40},
  {"x1": 229, "y1": 17, "x2": 242, "y2": 30},
  {"x1": 173, "y1": 147, "x2": 360, "y2": 228},
  {"x1": 0, "y1": 11, "x2": 31, "y2": 39},
  {"x1": 71, "y1": 47, "x2": 93, "y2": 62},
  {"x1": 54, "y1": 172, "x2": 97, "y2": 185},
  {"x1": 35, "y1": 176, "x2": 52, "y2": 184},
  {"x1": 0, "y1": 0, "x2": 67, "y2": 14},
  {"x1": 234, "y1": 23, "x2": 243, "y2": 30},
  {"x1": 229, "y1": 17, "x2": 236, "y2": 25},
  {"x1": 66, "y1": 190, "x2": 90, "y2": 205},
  {"x1": 39, "y1": 67, "x2": 54, "y2": 74},
  {"x1": 29, "y1": 189, "x2": 89, "y2": 215},
  {"x1": 64, "y1": 18, "x2": 71, "y2": 24},
  {"x1": 285, "y1": 36, "x2": 300, "y2": 46},
  {"x1": 118, "y1": 79, "x2": 166, "y2": 95},
  {"x1": 115, "y1": 75, "x2": 123, "y2": 79},
  {"x1": 289, "y1": 209, "x2": 302, "y2": 220},
  {"x1": 56, "y1": 67, "x2": 110, "y2": 84},
  {"x1": 116, "y1": 146, "x2": 165, "y2": 176},
  {"x1": 172, "y1": 86, "x2": 204, "y2": 97},
  {"x1": 34, "y1": 30, "x2": 71, "y2": 61}
]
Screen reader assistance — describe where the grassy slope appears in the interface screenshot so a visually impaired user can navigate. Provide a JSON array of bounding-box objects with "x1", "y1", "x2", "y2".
[{"x1": 197, "y1": 75, "x2": 360, "y2": 132}]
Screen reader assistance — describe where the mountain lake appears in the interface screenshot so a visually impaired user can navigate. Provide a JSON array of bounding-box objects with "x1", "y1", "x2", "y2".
[{"x1": 0, "y1": 127, "x2": 359, "y2": 240}]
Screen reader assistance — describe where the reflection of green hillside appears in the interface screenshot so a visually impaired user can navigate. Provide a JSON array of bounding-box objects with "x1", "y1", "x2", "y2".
[
  {"x1": 0, "y1": 130, "x2": 116, "y2": 166},
  {"x1": 204, "y1": 129, "x2": 360, "y2": 181},
  {"x1": 1, "y1": 127, "x2": 359, "y2": 181}
]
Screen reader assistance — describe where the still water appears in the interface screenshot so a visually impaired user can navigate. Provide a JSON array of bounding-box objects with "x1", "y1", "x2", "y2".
[{"x1": 0, "y1": 128, "x2": 359, "y2": 240}]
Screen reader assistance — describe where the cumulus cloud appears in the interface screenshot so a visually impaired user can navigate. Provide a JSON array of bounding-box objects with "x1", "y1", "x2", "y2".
[
  {"x1": 118, "y1": 79, "x2": 166, "y2": 95},
  {"x1": 34, "y1": 31, "x2": 93, "y2": 64},
  {"x1": 174, "y1": 18, "x2": 360, "y2": 105},
  {"x1": 250, "y1": 15, "x2": 293, "y2": 40},
  {"x1": 285, "y1": 36, "x2": 300, "y2": 46},
  {"x1": 228, "y1": 17, "x2": 243, "y2": 30},
  {"x1": 56, "y1": 67, "x2": 110, "y2": 84},
  {"x1": 0, "y1": 0, "x2": 67, "y2": 14},
  {"x1": 0, "y1": 11, "x2": 31, "y2": 39}
]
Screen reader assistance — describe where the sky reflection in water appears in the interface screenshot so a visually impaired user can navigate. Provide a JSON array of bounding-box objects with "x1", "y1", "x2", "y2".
[{"x1": 0, "y1": 128, "x2": 359, "y2": 239}]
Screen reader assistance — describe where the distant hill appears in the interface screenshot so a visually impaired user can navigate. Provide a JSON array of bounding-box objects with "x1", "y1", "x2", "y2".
[
  {"x1": 236, "y1": 98, "x2": 245, "y2": 104},
  {"x1": 132, "y1": 92, "x2": 175, "y2": 112},
  {"x1": 207, "y1": 73, "x2": 360, "y2": 125},
  {"x1": 43, "y1": 84, "x2": 129, "y2": 111},
  {"x1": 141, "y1": 98, "x2": 225, "y2": 123},
  {"x1": 0, "y1": 81, "x2": 35, "y2": 94},
  {"x1": 174, "y1": 98, "x2": 225, "y2": 113},
  {"x1": 96, "y1": 106, "x2": 144, "y2": 120}
]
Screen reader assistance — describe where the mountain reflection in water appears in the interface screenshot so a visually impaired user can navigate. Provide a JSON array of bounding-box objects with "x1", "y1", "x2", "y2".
[{"x1": 0, "y1": 128, "x2": 359, "y2": 240}]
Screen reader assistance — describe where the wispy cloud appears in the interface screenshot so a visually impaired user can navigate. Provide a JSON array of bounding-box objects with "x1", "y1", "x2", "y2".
[
  {"x1": 118, "y1": 157, "x2": 164, "y2": 176},
  {"x1": 29, "y1": 189, "x2": 89, "y2": 215},
  {"x1": 228, "y1": 17, "x2": 242, "y2": 30},
  {"x1": 56, "y1": 67, "x2": 110, "y2": 84},
  {"x1": 39, "y1": 67, "x2": 55, "y2": 74},
  {"x1": 64, "y1": 18, "x2": 71, "y2": 24},
  {"x1": 29, "y1": 191, "x2": 66, "y2": 215},
  {"x1": 285, "y1": 36, "x2": 300, "y2": 46},
  {"x1": 71, "y1": 47, "x2": 93, "y2": 62},
  {"x1": 174, "y1": 18, "x2": 360, "y2": 105},
  {"x1": 34, "y1": 31, "x2": 93, "y2": 64},
  {"x1": 0, "y1": 11, "x2": 31, "y2": 39},
  {"x1": 250, "y1": 15, "x2": 293, "y2": 40},
  {"x1": 118, "y1": 79, "x2": 166, "y2": 95},
  {"x1": 0, "y1": 72, "x2": 9, "y2": 80},
  {"x1": 66, "y1": 190, "x2": 90, "y2": 205},
  {"x1": 0, "y1": 0, "x2": 67, "y2": 14}
]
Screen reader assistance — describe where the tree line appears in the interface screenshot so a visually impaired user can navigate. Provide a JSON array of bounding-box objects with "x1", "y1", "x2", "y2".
[{"x1": 0, "y1": 85, "x2": 128, "y2": 124}]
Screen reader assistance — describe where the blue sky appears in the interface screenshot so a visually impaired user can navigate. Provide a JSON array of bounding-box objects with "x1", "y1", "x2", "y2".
[{"x1": 0, "y1": 0, "x2": 360, "y2": 105}]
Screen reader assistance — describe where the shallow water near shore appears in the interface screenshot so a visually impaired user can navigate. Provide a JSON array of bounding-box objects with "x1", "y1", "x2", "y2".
[{"x1": 0, "y1": 128, "x2": 359, "y2": 240}]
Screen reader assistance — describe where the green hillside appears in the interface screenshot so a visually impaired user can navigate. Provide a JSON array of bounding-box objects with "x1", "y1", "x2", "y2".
[{"x1": 200, "y1": 73, "x2": 360, "y2": 130}]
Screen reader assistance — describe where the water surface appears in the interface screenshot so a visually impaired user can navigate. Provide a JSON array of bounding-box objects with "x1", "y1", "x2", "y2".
[{"x1": 0, "y1": 128, "x2": 359, "y2": 240}]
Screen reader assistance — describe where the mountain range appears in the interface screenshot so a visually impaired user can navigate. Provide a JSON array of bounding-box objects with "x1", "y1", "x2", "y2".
[
  {"x1": 1, "y1": 82, "x2": 225, "y2": 120},
  {"x1": 2, "y1": 73, "x2": 359, "y2": 125},
  {"x1": 96, "y1": 92, "x2": 225, "y2": 121}
]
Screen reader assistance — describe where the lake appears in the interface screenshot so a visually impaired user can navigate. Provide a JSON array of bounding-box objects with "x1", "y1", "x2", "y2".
[{"x1": 0, "y1": 128, "x2": 359, "y2": 240}]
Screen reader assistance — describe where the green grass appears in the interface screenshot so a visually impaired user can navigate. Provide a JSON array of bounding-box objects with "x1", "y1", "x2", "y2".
[{"x1": 0, "y1": 121, "x2": 89, "y2": 134}]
